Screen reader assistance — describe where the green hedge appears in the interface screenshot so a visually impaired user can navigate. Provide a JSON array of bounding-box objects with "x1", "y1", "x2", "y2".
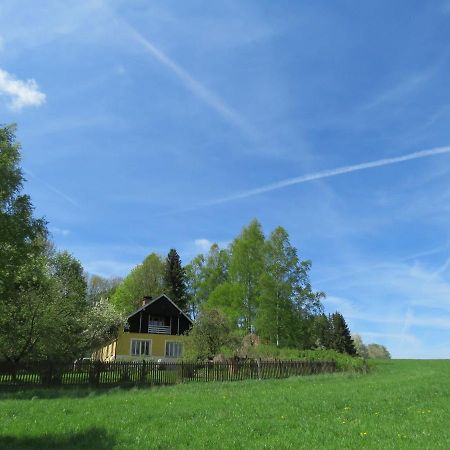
[{"x1": 243, "y1": 345, "x2": 367, "y2": 372}]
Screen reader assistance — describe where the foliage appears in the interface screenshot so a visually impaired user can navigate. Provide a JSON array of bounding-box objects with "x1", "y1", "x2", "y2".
[
  {"x1": 256, "y1": 227, "x2": 324, "y2": 347},
  {"x1": 164, "y1": 248, "x2": 188, "y2": 310},
  {"x1": 184, "y1": 254, "x2": 205, "y2": 320},
  {"x1": 184, "y1": 309, "x2": 240, "y2": 360},
  {"x1": 111, "y1": 253, "x2": 165, "y2": 313},
  {"x1": 352, "y1": 334, "x2": 391, "y2": 359},
  {"x1": 35, "y1": 250, "x2": 89, "y2": 361},
  {"x1": 206, "y1": 282, "x2": 245, "y2": 327},
  {"x1": 86, "y1": 274, "x2": 122, "y2": 304},
  {"x1": 185, "y1": 244, "x2": 229, "y2": 319},
  {"x1": 0, "y1": 253, "x2": 51, "y2": 363},
  {"x1": 227, "y1": 219, "x2": 265, "y2": 332},
  {"x1": 0, "y1": 126, "x2": 124, "y2": 363},
  {"x1": 240, "y1": 345, "x2": 365, "y2": 372},
  {"x1": 0, "y1": 125, "x2": 47, "y2": 303},
  {"x1": 311, "y1": 313, "x2": 331, "y2": 348},
  {"x1": 328, "y1": 312, "x2": 357, "y2": 355},
  {"x1": 352, "y1": 334, "x2": 369, "y2": 358},
  {"x1": 367, "y1": 343, "x2": 391, "y2": 359},
  {"x1": 187, "y1": 220, "x2": 327, "y2": 350},
  {"x1": 82, "y1": 298, "x2": 126, "y2": 353},
  {"x1": 0, "y1": 125, "x2": 50, "y2": 362}
]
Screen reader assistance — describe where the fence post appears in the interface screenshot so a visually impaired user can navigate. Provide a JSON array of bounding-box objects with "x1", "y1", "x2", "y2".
[
  {"x1": 140, "y1": 360, "x2": 147, "y2": 384},
  {"x1": 179, "y1": 361, "x2": 183, "y2": 383},
  {"x1": 42, "y1": 361, "x2": 53, "y2": 386},
  {"x1": 89, "y1": 361, "x2": 101, "y2": 386}
]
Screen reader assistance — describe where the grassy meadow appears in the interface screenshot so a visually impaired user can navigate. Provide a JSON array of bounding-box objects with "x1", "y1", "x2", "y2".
[{"x1": 0, "y1": 360, "x2": 449, "y2": 449}]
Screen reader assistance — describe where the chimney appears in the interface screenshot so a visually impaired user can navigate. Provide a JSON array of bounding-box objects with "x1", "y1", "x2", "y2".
[{"x1": 142, "y1": 296, "x2": 153, "y2": 307}]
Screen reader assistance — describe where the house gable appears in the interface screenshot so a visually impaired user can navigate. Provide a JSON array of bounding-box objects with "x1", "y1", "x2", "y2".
[{"x1": 126, "y1": 294, "x2": 192, "y2": 335}]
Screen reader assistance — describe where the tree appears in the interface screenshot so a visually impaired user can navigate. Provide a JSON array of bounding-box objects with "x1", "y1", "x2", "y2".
[
  {"x1": 185, "y1": 243, "x2": 230, "y2": 319},
  {"x1": 228, "y1": 219, "x2": 265, "y2": 332},
  {"x1": 36, "y1": 250, "x2": 89, "y2": 361},
  {"x1": 256, "y1": 228, "x2": 297, "y2": 346},
  {"x1": 86, "y1": 274, "x2": 122, "y2": 304},
  {"x1": 164, "y1": 248, "x2": 187, "y2": 310},
  {"x1": 0, "y1": 124, "x2": 47, "y2": 303},
  {"x1": 352, "y1": 334, "x2": 369, "y2": 358},
  {"x1": 367, "y1": 343, "x2": 391, "y2": 359},
  {"x1": 329, "y1": 312, "x2": 356, "y2": 355},
  {"x1": 0, "y1": 126, "x2": 125, "y2": 363},
  {"x1": 0, "y1": 125, "x2": 48, "y2": 363},
  {"x1": 207, "y1": 282, "x2": 245, "y2": 328},
  {"x1": 185, "y1": 254, "x2": 205, "y2": 320},
  {"x1": 256, "y1": 227, "x2": 325, "y2": 347},
  {"x1": 311, "y1": 313, "x2": 332, "y2": 349},
  {"x1": 201, "y1": 244, "x2": 229, "y2": 296},
  {"x1": 185, "y1": 309, "x2": 237, "y2": 360},
  {"x1": 111, "y1": 253, "x2": 165, "y2": 313},
  {"x1": 82, "y1": 298, "x2": 125, "y2": 354},
  {"x1": 0, "y1": 252, "x2": 51, "y2": 363}
]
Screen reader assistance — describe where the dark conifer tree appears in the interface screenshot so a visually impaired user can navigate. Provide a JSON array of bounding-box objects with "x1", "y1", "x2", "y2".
[
  {"x1": 312, "y1": 313, "x2": 332, "y2": 349},
  {"x1": 164, "y1": 249, "x2": 188, "y2": 310},
  {"x1": 329, "y1": 312, "x2": 356, "y2": 355}
]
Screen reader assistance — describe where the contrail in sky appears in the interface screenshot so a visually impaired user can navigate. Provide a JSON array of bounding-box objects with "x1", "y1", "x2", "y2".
[
  {"x1": 121, "y1": 22, "x2": 254, "y2": 137},
  {"x1": 208, "y1": 145, "x2": 450, "y2": 205},
  {"x1": 24, "y1": 169, "x2": 80, "y2": 208},
  {"x1": 161, "y1": 145, "x2": 450, "y2": 215}
]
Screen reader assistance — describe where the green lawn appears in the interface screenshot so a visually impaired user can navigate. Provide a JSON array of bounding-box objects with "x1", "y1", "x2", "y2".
[{"x1": 0, "y1": 360, "x2": 449, "y2": 449}]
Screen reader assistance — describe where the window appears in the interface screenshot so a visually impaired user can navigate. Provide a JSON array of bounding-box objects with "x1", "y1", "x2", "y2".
[
  {"x1": 131, "y1": 339, "x2": 151, "y2": 356},
  {"x1": 165, "y1": 341, "x2": 183, "y2": 358}
]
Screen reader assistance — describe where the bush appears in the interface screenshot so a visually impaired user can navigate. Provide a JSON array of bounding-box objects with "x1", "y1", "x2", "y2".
[
  {"x1": 183, "y1": 309, "x2": 241, "y2": 361},
  {"x1": 240, "y1": 345, "x2": 366, "y2": 372}
]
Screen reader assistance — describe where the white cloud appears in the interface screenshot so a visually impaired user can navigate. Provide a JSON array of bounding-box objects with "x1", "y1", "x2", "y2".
[
  {"x1": 356, "y1": 331, "x2": 420, "y2": 346},
  {"x1": 50, "y1": 227, "x2": 70, "y2": 237},
  {"x1": 194, "y1": 239, "x2": 214, "y2": 253},
  {"x1": 0, "y1": 68, "x2": 46, "y2": 110},
  {"x1": 83, "y1": 259, "x2": 134, "y2": 278}
]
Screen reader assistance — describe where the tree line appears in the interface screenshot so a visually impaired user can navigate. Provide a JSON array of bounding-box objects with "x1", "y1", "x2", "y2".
[
  {"x1": 1, "y1": 125, "x2": 389, "y2": 363},
  {"x1": 110, "y1": 215, "x2": 359, "y2": 355}
]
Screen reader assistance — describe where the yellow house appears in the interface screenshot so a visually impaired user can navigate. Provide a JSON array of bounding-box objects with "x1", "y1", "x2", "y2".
[{"x1": 94, "y1": 294, "x2": 193, "y2": 362}]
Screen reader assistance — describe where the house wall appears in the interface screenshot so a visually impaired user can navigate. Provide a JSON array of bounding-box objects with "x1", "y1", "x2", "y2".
[
  {"x1": 94, "y1": 330, "x2": 186, "y2": 362},
  {"x1": 93, "y1": 340, "x2": 117, "y2": 362}
]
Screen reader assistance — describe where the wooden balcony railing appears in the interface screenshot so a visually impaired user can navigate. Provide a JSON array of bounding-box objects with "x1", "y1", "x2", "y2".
[{"x1": 148, "y1": 324, "x2": 171, "y2": 334}]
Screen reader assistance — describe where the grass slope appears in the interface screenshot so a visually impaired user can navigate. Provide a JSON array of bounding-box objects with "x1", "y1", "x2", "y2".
[{"x1": 0, "y1": 360, "x2": 449, "y2": 449}]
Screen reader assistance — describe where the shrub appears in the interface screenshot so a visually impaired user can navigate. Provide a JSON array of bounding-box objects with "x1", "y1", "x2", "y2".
[{"x1": 183, "y1": 309, "x2": 240, "y2": 361}]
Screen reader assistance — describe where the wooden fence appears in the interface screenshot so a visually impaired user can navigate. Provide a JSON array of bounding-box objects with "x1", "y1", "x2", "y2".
[{"x1": 0, "y1": 359, "x2": 336, "y2": 389}]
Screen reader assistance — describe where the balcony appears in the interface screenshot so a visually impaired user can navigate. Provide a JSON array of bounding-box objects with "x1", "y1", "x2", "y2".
[{"x1": 148, "y1": 323, "x2": 171, "y2": 334}]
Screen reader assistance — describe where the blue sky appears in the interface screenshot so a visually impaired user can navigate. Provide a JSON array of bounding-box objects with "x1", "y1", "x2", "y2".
[{"x1": 1, "y1": 0, "x2": 450, "y2": 358}]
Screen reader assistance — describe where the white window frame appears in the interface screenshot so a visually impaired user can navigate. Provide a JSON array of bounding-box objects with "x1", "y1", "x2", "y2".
[
  {"x1": 130, "y1": 339, "x2": 152, "y2": 357},
  {"x1": 165, "y1": 340, "x2": 183, "y2": 358}
]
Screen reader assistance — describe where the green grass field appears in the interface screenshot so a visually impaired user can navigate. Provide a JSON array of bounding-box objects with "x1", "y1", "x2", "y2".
[{"x1": 0, "y1": 360, "x2": 449, "y2": 449}]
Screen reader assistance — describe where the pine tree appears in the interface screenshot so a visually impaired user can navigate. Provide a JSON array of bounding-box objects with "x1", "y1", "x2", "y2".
[
  {"x1": 164, "y1": 249, "x2": 187, "y2": 310},
  {"x1": 312, "y1": 313, "x2": 332, "y2": 349},
  {"x1": 329, "y1": 312, "x2": 356, "y2": 355}
]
